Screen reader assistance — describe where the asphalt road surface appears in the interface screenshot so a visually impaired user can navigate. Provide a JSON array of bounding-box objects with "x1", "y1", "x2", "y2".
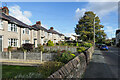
[{"x1": 83, "y1": 46, "x2": 119, "y2": 79}]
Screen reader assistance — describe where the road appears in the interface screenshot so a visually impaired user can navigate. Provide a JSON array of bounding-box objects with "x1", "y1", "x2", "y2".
[{"x1": 83, "y1": 46, "x2": 119, "y2": 79}]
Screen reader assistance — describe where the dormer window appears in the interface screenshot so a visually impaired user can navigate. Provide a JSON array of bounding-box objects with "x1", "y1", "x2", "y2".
[{"x1": 0, "y1": 20, "x2": 3, "y2": 29}]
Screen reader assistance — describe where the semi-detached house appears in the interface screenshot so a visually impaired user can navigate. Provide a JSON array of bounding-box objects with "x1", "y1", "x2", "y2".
[{"x1": 0, "y1": 6, "x2": 65, "y2": 52}]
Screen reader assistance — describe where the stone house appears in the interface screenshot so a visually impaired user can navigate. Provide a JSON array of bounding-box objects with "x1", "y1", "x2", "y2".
[
  {"x1": 0, "y1": 6, "x2": 65, "y2": 52},
  {"x1": 116, "y1": 29, "x2": 120, "y2": 46}
]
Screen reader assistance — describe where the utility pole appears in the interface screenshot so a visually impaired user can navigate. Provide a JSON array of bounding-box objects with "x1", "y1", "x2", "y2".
[{"x1": 94, "y1": 17, "x2": 95, "y2": 46}]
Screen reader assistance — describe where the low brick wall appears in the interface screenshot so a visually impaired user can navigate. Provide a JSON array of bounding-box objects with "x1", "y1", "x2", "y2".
[{"x1": 48, "y1": 46, "x2": 94, "y2": 78}]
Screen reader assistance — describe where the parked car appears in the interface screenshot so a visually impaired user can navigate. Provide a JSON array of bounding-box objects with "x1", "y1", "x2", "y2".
[
  {"x1": 98, "y1": 44, "x2": 102, "y2": 48},
  {"x1": 100, "y1": 44, "x2": 108, "y2": 50}
]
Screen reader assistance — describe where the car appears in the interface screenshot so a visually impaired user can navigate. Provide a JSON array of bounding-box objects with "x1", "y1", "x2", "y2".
[
  {"x1": 100, "y1": 45, "x2": 108, "y2": 50},
  {"x1": 98, "y1": 44, "x2": 102, "y2": 48}
]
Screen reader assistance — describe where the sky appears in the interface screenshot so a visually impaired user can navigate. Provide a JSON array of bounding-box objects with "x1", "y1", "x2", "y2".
[{"x1": 1, "y1": 1, "x2": 119, "y2": 39}]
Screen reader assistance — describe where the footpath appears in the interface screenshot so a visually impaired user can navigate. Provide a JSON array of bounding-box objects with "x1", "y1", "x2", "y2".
[{"x1": 83, "y1": 48, "x2": 116, "y2": 78}]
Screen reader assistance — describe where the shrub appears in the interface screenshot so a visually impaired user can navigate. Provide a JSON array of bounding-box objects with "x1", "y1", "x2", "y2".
[
  {"x1": 55, "y1": 52, "x2": 75, "y2": 64},
  {"x1": 77, "y1": 47, "x2": 86, "y2": 53},
  {"x1": 47, "y1": 40, "x2": 54, "y2": 46},
  {"x1": 43, "y1": 49, "x2": 49, "y2": 53},
  {"x1": 8, "y1": 46, "x2": 12, "y2": 52},
  {"x1": 37, "y1": 61, "x2": 64, "y2": 78},
  {"x1": 22, "y1": 43, "x2": 34, "y2": 51},
  {"x1": 76, "y1": 42, "x2": 79, "y2": 47},
  {"x1": 83, "y1": 43, "x2": 92, "y2": 47},
  {"x1": 37, "y1": 44, "x2": 44, "y2": 52}
]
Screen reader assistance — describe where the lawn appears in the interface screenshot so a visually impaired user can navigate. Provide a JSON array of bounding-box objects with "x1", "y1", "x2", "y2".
[
  {"x1": 2, "y1": 61, "x2": 64, "y2": 78},
  {"x1": 2, "y1": 65, "x2": 41, "y2": 78}
]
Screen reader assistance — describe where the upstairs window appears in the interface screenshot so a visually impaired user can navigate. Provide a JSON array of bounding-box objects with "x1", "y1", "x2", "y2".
[
  {"x1": 0, "y1": 20, "x2": 3, "y2": 29},
  {"x1": 8, "y1": 23, "x2": 17, "y2": 32},
  {"x1": 23, "y1": 28, "x2": 25, "y2": 34},
  {"x1": 26, "y1": 28, "x2": 29, "y2": 34}
]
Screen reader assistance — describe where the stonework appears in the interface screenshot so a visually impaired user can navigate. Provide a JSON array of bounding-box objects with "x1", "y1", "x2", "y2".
[{"x1": 48, "y1": 46, "x2": 94, "y2": 78}]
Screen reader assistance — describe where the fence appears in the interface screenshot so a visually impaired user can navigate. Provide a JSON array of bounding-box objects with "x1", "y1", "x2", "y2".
[
  {"x1": 0, "y1": 52, "x2": 56, "y2": 61},
  {"x1": 43, "y1": 46, "x2": 77, "y2": 53}
]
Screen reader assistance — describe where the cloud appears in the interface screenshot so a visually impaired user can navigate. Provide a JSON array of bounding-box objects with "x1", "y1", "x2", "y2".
[
  {"x1": 9, "y1": 5, "x2": 32, "y2": 25},
  {"x1": 64, "y1": 33, "x2": 76, "y2": 40},
  {"x1": 23, "y1": 11, "x2": 32, "y2": 18},
  {"x1": 87, "y1": 2, "x2": 118, "y2": 18},
  {"x1": 75, "y1": 2, "x2": 118, "y2": 19},
  {"x1": 75, "y1": 0, "x2": 119, "y2": 2},
  {"x1": 104, "y1": 26, "x2": 117, "y2": 39},
  {"x1": 75, "y1": 8, "x2": 87, "y2": 20}
]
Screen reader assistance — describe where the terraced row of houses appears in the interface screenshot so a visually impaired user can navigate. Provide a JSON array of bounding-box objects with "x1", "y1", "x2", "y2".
[{"x1": 0, "y1": 6, "x2": 65, "y2": 52}]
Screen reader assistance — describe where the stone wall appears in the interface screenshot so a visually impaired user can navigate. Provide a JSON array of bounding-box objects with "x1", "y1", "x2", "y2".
[
  {"x1": 44, "y1": 46, "x2": 77, "y2": 53},
  {"x1": 48, "y1": 46, "x2": 94, "y2": 78}
]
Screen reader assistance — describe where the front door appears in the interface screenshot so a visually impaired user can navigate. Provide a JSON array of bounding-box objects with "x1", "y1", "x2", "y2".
[{"x1": 0, "y1": 36, "x2": 2, "y2": 52}]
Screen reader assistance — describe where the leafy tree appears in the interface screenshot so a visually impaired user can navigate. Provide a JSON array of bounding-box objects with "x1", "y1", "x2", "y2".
[
  {"x1": 75, "y1": 11, "x2": 106, "y2": 43},
  {"x1": 47, "y1": 40, "x2": 54, "y2": 46}
]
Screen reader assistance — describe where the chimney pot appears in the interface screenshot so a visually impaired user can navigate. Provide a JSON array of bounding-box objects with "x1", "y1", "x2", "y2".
[
  {"x1": 50, "y1": 27, "x2": 54, "y2": 30},
  {"x1": 36, "y1": 21, "x2": 41, "y2": 26}
]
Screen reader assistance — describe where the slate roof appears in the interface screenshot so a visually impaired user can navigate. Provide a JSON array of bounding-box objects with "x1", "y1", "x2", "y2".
[
  {"x1": 48, "y1": 29, "x2": 64, "y2": 36},
  {"x1": 0, "y1": 12, "x2": 31, "y2": 29}
]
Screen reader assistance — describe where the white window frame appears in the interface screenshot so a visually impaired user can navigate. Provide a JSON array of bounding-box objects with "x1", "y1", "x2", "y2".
[
  {"x1": 8, "y1": 23, "x2": 17, "y2": 32},
  {"x1": 8, "y1": 38, "x2": 18, "y2": 47},
  {"x1": 23, "y1": 28, "x2": 25, "y2": 34}
]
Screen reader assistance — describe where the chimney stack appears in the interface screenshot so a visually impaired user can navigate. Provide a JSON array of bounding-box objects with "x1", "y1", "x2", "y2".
[
  {"x1": 50, "y1": 27, "x2": 54, "y2": 30},
  {"x1": 2, "y1": 6, "x2": 9, "y2": 15},
  {"x1": 36, "y1": 21, "x2": 41, "y2": 26}
]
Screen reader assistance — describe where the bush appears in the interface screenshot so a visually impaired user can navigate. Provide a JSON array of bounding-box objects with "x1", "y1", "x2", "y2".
[
  {"x1": 8, "y1": 46, "x2": 12, "y2": 52},
  {"x1": 47, "y1": 40, "x2": 54, "y2": 46},
  {"x1": 55, "y1": 52, "x2": 75, "y2": 64},
  {"x1": 77, "y1": 47, "x2": 86, "y2": 53},
  {"x1": 43, "y1": 49, "x2": 49, "y2": 53},
  {"x1": 83, "y1": 43, "x2": 92, "y2": 47},
  {"x1": 37, "y1": 61, "x2": 64, "y2": 78},
  {"x1": 76, "y1": 42, "x2": 79, "y2": 47},
  {"x1": 37, "y1": 44, "x2": 44, "y2": 52},
  {"x1": 22, "y1": 43, "x2": 34, "y2": 51}
]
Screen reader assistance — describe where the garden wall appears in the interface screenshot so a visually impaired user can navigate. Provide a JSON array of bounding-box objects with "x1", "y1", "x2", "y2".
[
  {"x1": 0, "y1": 52, "x2": 56, "y2": 61},
  {"x1": 48, "y1": 46, "x2": 94, "y2": 78},
  {"x1": 44, "y1": 46, "x2": 77, "y2": 53}
]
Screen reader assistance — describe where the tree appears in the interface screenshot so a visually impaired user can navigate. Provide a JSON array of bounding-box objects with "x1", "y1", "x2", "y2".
[{"x1": 75, "y1": 11, "x2": 106, "y2": 43}]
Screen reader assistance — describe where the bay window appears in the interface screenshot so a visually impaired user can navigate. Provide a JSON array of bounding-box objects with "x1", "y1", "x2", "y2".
[{"x1": 8, "y1": 38, "x2": 18, "y2": 47}]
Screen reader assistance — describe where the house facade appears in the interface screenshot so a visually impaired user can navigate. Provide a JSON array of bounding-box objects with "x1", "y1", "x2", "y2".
[
  {"x1": 116, "y1": 29, "x2": 120, "y2": 46},
  {"x1": 0, "y1": 6, "x2": 65, "y2": 52}
]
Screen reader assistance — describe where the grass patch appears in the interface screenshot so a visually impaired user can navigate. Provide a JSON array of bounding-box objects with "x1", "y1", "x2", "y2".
[
  {"x1": 2, "y1": 65, "x2": 39, "y2": 78},
  {"x1": 2, "y1": 61, "x2": 64, "y2": 78}
]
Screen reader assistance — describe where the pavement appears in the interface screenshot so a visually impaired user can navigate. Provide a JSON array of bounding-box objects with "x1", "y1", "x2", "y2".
[{"x1": 83, "y1": 46, "x2": 119, "y2": 79}]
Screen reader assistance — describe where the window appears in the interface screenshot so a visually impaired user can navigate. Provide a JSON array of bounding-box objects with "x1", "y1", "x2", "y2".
[
  {"x1": 8, "y1": 39, "x2": 17, "y2": 47},
  {"x1": 8, "y1": 23, "x2": 17, "y2": 32},
  {"x1": 26, "y1": 28, "x2": 29, "y2": 34},
  {"x1": 0, "y1": 20, "x2": 3, "y2": 29},
  {"x1": 22, "y1": 40, "x2": 30, "y2": 44},
  {"x1": 23, "y1": 28, "x2": 25, "y2": 34}
]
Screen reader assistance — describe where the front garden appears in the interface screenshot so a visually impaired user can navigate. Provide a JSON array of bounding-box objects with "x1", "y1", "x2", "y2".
[{"x1": 2, "y1": 40, "x2": 93, "y2": 78}]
